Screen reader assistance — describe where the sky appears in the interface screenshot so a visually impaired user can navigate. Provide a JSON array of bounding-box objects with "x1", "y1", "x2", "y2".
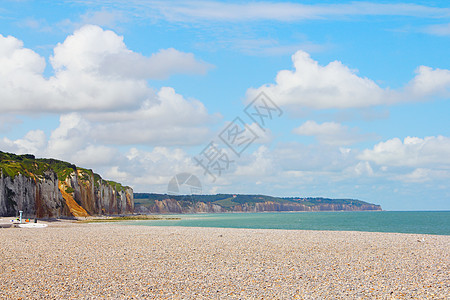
[{"x1": 0, "y1": 0, "x2": 449, "y2": 210}]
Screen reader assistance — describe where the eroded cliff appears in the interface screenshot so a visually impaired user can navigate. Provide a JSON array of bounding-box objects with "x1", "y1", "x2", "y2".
[
  {"x1": 135, "y1": 194, "x2": 382, "y2": 214},
  {"x1": 0, "y1": 151, "x2": 133, "y2": 218}
]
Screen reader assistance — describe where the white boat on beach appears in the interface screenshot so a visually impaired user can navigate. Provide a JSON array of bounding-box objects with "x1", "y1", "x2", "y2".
[{"x1": 18, "y1": 223, "x2": 48, "y2": 228}]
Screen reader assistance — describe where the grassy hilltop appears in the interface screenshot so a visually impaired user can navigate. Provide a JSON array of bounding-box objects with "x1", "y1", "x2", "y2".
[{"x1": 0, "y1": 151, "x2": 129, "y2": 191}]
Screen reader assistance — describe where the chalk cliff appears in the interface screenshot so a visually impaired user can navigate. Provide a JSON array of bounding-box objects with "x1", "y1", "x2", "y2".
[
  {"x1": 0, "y1": 151, "x2": 133, "y2": 218},
  {"x1": 144, "y1": 198, "x2": 226, "y2": 214},
  {"x1": 134, "y1": 194, "x2": 382, "y2": 213}
]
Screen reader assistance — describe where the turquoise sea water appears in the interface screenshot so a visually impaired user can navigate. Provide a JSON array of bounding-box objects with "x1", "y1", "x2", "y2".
[{"x1": 124, "y1": 211, "x2": 450, "y2": 235}]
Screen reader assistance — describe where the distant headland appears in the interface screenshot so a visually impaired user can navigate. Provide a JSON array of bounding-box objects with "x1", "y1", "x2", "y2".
[{"x1": 134, "y1": 193, "x2": 382, "y2": 214}]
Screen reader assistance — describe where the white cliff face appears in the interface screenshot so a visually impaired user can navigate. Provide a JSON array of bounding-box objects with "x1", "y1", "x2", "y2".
[
  {"x1": 91, "y1": 178, "x2": 133, "y2": 216},
  {"x1": 0, "y1": 169, "x2": 134, "y2": 218},
  {"x1": 96, "y1": 183, "x2": 115, "y2": 215},
  {"x1": 0, "y1": 151, "x2": 134, "y2": 217},
  {"x1": 0, "y1": 171, "x2": 65, "y2": 218},
  {"x1": 35, "y1": 171, "x2": 66, "y2": 217},
  {"x1": 0, "y1": 173, "x2": 35, "y2": 217}
]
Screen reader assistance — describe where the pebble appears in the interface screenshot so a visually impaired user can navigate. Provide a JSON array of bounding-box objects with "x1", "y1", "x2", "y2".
[{"x1": 0, "y1": 223, "x2": 449, "y2": 299}]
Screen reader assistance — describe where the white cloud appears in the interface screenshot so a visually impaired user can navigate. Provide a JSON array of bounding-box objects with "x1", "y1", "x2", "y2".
[
  {"x1": 248, "y1": 50, "x2": 450, "y2": 110},
  {"x1": 51, "y1": 25, "x2": 211, "y2": 79},
  {"x1": 17, "y1": 18, "x2": 53, "y2": 32},
  {"x1": 73, "y1": 145, "x2": 119, "y2": 167},
  {"x1": 0, "y1": 124, "x2": 203, "y2": 191},
  {"x1": 359, "y1": 136, "x2": 450, "y2": 169},
  {"x1": 0, "y1": 25, "x2": 213, "y2": 114},
  {"x1": 246, "y1": 123, "x2": 273, "y2": 144},
  {"x1": 88, "y1": 87, "x2": 217, "y2": 146},
  {"x1": 0, "y1": 25, "x2": 217, "y2": 177},
  {"x1": 393, "y1": 168, "x2": 450, "y2": 183},
  {"x1": 118, "y1": 146, "x2": 201, "y2": 190},
  {"x1": 293, "y1": 120, "x2": 371, "y2": 146},
  {"x1": 234, "y1": 146, "x2": 276, "y2": 177},
  {"x1": 51, "y1": 9, "x2": 128, "y2": 34},
  {"x1": 0, "y1": 115, "x2": 22, "y2": 133},
  {"x1": 79, "y1": 10, "x2": 126, "y2": 30},
  {"x1": 100, "y1": 48, "x2": 213, "y2": 80},
  {"x1": 214, "y1": 38, "x2": 330, "y2": 56},
  {"x1": 46, "y1": 113, "x2": 91, "y2": 158},
  {"x1": 405, "y1": 66, "x2": 450, "y2": 99},
  {"x1": 273, "y1": 142, "x2": 357, "y2": 173},
  {"x1": 0, "y1": 130, "x2": 47, "y2": 155},
  {"x1": 249, "y1": 51, "x2": 386, "y2": 109},
  {"x1": 423, "y1": 23, "x2": 450, "y2": 36},
  {"x1": 128, "y1": 1, "x2": 450, "y2": 22},
  {"x1": 344, "y1": 161, "x2": 374, "y2": 177},
  {"x1": 1, "y1": 85, "x2": 216, "y2": 164},
  {"x1": 103, "y1": 166, "x2": 129, "y2": 183}
]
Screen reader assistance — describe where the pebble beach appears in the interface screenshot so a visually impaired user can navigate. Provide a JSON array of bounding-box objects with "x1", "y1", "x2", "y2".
[{"x1": 1, "y1": 222, "x2": 449, "y2": 299}]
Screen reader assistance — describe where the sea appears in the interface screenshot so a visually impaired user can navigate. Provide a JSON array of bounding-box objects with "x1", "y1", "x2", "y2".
[{"x1": 124, "y1": 211, "x2": 450, "y2": 235}]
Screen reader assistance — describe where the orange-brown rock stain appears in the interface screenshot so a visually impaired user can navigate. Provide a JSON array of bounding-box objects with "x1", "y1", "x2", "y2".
[
  {"x1": 58, "y1": 181, "x2": 88, "y2": 217},
  {"x1": 27, "y1": 172, "x2": 52, "y2": 218},
  {"x1": 76, "y1": 170, "x2": 95, "y2": 215},
  {"x1": 126, "y1": 192, "x2": 133, "y2": 212},
  {"x1": 31, "y1": 175, "x2": 44, "y2": 218}
]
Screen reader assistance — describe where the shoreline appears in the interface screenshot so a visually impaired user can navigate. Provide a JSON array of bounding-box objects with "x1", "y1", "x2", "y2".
[
  {"x1": 2, "y1": 213, "x2": 449, "y2": 236},
  {"x1": 1, "y1": 222, "x2": 449, "y2": 298},
  {"x1": 123, "y1": 221, "x2": 450, "y2": 237}
]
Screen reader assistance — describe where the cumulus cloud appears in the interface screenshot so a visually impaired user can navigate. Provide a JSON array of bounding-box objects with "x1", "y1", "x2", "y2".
[
  {"x1": 116, "y1": 146, "x2": 205, "y2": 191},
  {"x1": 51, "y1": 25, "x2": 211, "y2": 79},
  {"x1": 248, "y1": 50, "x2": 450, "y2": 109},
  {"x1": 0, "y1": 130, "x2": 47, "y2": 155},
  {"x1": 0, "y1": 25, "x2": 213, "y2": 114},
  {"x1": 246, "y1": 123, "x2": 274, "y2": 144},
  {"x1": 1, "y1": 85, "x2": 216, "y2": 167},
  {"x1": 0, "y1": 122, "x2": 203, "y2": 191},
  {"x1": 0, "y1": 24, "x2": 217, "y2": 170},
  {"x1": 344, "y1": 161, "x2": 374, "y2": 177},
  {"x1": 293, "y1": 120, "x2": 372, "y2": 146},
  {"x1": 358, "y1": 136, "x2": 450, "y2": 169},
  {"x1": 405, "y1": 66, "x2": 450, "y2": 98},
  {"x1": 73, "y1": 145, "x2": 119, "y2": 167},
  {"x1": 89, "y1": 87, "x2": 217, "y2": 146},
  {"x1": 46, "y1": 113, "x2": 91, "y2": 157},
  {"x1": 234, "y1": 146, "x2": 277, "y2": 177},
  {"x1": 250, "y1": 51, "x2": 386, "y2": 109}
]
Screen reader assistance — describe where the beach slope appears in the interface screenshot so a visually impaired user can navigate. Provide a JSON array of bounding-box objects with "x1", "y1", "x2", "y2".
[{"x1": 1, "y1": 223, "x2": 448, "y2": 299}]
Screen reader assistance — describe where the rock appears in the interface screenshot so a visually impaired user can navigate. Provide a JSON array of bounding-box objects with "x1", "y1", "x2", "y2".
[{"x1": 0, "y1": 151, "x2": 133, "y2": 218}]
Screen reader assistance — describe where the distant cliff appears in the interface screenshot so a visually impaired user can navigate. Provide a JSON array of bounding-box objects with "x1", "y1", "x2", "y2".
[
  {"x1": 134, "y1": 193, "x2": 382, "y2": 214},
  {"x1": 0, "y1": 151, "x2": 133, "y2": 218}
]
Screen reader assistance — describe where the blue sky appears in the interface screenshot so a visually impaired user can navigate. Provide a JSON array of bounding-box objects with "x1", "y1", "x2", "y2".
[{"x1": 1, "y1": 0, "x2": 450, "y2": 210}]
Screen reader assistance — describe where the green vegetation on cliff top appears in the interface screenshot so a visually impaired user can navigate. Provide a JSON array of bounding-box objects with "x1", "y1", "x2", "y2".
[{"x1": 0, "y1": 151, "x2": 130, "y2": 191}]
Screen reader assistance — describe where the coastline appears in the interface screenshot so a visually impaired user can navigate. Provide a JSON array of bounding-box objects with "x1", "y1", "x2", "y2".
[
  {"x1": 1, "y1": 222, "x2": 448, "y2": 298},
  {"x1": 123, "y1": 211, "x2": 450, "y2": 236}
]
